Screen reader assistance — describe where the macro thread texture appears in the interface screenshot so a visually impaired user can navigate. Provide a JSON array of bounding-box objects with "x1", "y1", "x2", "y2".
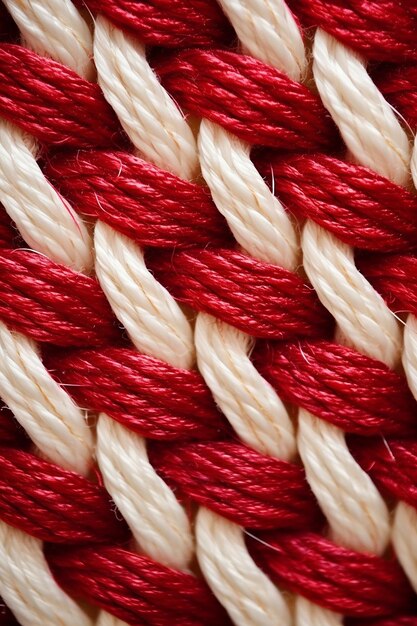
[{"x1": 0, "y1": 1, "x2": 416, "y2": 626}]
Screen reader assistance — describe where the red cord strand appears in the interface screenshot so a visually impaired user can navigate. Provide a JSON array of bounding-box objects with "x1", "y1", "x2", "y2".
[
  {"x1": 358, "y1": 253, "x2": 417, "y2": 318},
  {"x1": 148, "y1": 248, "x2": 333, "y2": 339},
  {"x1": 256, "y1": 152, "x2": 417, "y2": 252},
  {"x1": 248, "y1": 531, "x2": 415, "y2": 617},
  {"x1": 44, "y1": 346, "x2": 227, "y2": 440},
  {"x1": 287, "y1": 0, "x2": 417, "y2": 62},
  {"x1": 150, "y1": 441, "x2": 322, "y2": 529},
  {"x1": 154, "y1": 48, "x2": 338, "y2": 150},
  {"x1": 45, "y1": 150, "x2": 232, "y2": 248},
  {"x1": 73, "y1": 0, "x2": 233, "y2": 47},
  {"x1": 0, "y1": 44, "x2": 120, "y2": 147},
  {"x1": 46, "y1": 544, "x2": 231, "y2": 626},
  {"x1": 253, "y1": 340, "x2": 417, "y2": 437},
  {"x1": 0, "y1": 250, "x2": 119, "y2": 347},
  {"x1": 0, "y1": 448, "x2": 128, "y2": 544},
  {"x1": 375, "y1": 64, "x2": 417, "y2": 131},
  {"x1": 351, "y1": 438, "x2": 417, "y2": 511}
]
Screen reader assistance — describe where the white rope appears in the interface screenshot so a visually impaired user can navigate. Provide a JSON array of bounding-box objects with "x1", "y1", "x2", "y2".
[
  {"x1": 92, "y1": 16, "x2": 196, "y2": 572},
  {"x1": 94, "y1": 16, "x2": 198, "y2": 180},
  {"x1": 196, "y1": 507, "x2": 291, "y2": 626},
  {"x1": 0, "y1": 523, "x2": 92, "y2": 626},
  {"x1": 0, "y1": 3, "x2": 96, "y2": 622},
  {"x1": 301, "y1": 25, "x2": 413, "y2": 601}
]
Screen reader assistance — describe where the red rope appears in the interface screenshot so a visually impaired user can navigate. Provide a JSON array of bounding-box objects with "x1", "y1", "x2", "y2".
[
  {"x1": 287, "y1": 0, "x2": 417, "y2": 61},
  {"x1": 46, "y1": 544, "x2": 232, "y2": 625},
  {"x1": 256, "y1": 153, "x2": 417, "y2": 252},
  {"x1": 148, "y1": 248, "x2": 333, "y2": 339},
  {"x1": 45, "y1": 347, "x2": 227, "y2": 440},
  {"x1": 154, "y1": 48, "x2": 339, "y2": 149},
  {"x1": 0, "y1": 250, "x2": 119, "y2": 346},
  {"x1": 72, "y1": 0, "x2": 233, "y2": 47},
  {"x1": 255, "y1": 339, "x2": 417, "y2": 436},
  {"x1": 248, "y1": 531, "x2": 415, "y2": 617},
  {"x1": 0, "y1": 44, "x2": 120, "y2": 147},
  {"x1": 45, "y1": 150, "x2": 232, "y2": 248}
]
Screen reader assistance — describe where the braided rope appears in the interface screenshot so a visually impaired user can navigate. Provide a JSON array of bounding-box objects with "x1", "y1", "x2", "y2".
[{"x1": 0, "y1": 1, "x2": 416, "y2": 625}]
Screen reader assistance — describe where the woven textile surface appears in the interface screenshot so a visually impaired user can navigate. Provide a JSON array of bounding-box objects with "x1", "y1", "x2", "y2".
[{"x1": 0, "y1": 0, "x2": 417, "y2": 624}]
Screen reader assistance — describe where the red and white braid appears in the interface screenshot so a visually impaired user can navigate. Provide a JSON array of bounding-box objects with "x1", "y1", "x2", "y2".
[{"x1": 0, "y1": 1, "x2": 417, "y2": 625}]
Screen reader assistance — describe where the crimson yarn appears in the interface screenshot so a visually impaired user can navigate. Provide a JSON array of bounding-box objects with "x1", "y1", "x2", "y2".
[
  {"x1": 46, "y1": 544, "x2": 232, "y2": 626},
  {"x1": 150, "y1": 441, "x2": 322, "y2": 529},
  {"x1": 0, "y1": 44, "x2": 120, "y2": 147},
  {"x1": 0, "y1": 250, "x2": 119, "y2": 347},
  {"x1": 256, "y1": 153, "x2": 417, "y2": 252},
  {"x1": 148, "y1": 247, "x2": 333, "y2": 339},
  {"x1": 72, "y1": 0, "x2": 233, "y2": 47},
  {"x1": 45, "y1": 150, "x2": 231, "y2": 249},
  {"x1": 154, "y1": 48, "x2": 338, "y2": 150},
  {"x1": 254, "y1": 340, "x2": 417, "y2": 437},
  {"x1": 0, "y1": 448, "x2": 128, "y2": 544},
  {"x1": 248, "y1": 531, "x2": 415, "y2": 617},
  {"x1": 287, "y1": 0, "x2": 417, "y2": 62},
  {"x1": 45, "y1": 346, "x2": 227, "y2": 440}
]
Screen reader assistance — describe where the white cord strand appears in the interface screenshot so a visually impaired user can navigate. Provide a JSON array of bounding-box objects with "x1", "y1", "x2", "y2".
[
  {"x1": 295, "y1": 597, "x2": 343, "y2": 626},
  {"x1": 392, "y1": 503, "x2": 417, "y2": 593},
  {"x1": 0, "y1": 3, "x2": 96, "y2": 623},
  {"x1": 0, "y1": 524, "x2": 92, "y2": 626},
  {"x1": 196, "y1": 507, "x2": 291, "y2": 626},
  {"x1": 217, "y1": 0, "x2": 306, "y2": 80},
  {"x1": 96, "y1": 415, "x2": 193, "y2": 571},
  {"x1": 2, "y1": 0, "x2": 94, "y2": 78},
  {"x1": 93, "y1": 15, "x2": 198, "y2": 180},
  {"x1": 394, "y1": 130, "x2": 417, "y2": 591},
  {"x1": 195, "y1": 313, "x2": 295, "y2": 461},
  {"x1": 297, "y1": 408, "x2": 389, "y2": 554},
  {"x1": 294, "y1": 26, "x2": 412, "y2": 612},
  {"x1": 313, "y1": 29, "x2": 410, "y2": 186},
  {"x1": 93, "y1": 225, "x2": 195, "y2": 572},
  {"x1": 0, "y1": 120, "x2": 92, "y2": 271},
  {"x1": 198, "y1": 119, "x2": 299, "y2": 269},
  {"x1": 92, "y1": 15, "x2": 289, "y2": 619},
  {"x1": 0, "y1": 323, "x2": 93, "y2": 474},
  {"x1": 92, "y1": 16, "x2": 196, "y2": 572},
  {"x1": 302, "y1": 222, "x2": 401, "y2": 369},
  {"x1": 192, "y1": 2, "x2": 307, "y2": 621},
  {"x1": 403, "y1": 314, "x2": 417, "y2": 400},
  {"x1": 94, "y1": 221, "x2": 194, "y2": 371},
  {"x1": 96, "y1": 612, "x2": 128, "y2": 626}
]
